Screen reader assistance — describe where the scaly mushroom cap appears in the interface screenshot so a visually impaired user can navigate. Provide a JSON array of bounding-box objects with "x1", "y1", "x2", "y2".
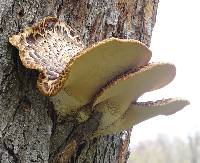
[
  {"x1": 92, "y1": 63, "x2": 176, "y2": 130},
  {"x1": 9, "y1": 17, "x2": 84, "y2": 96},
  {"x1": 51, "y1": 38, "x2": 152, "y2": 114},
  {"x1": 93, "y1": 98, "x2": 189, "y2": 136}
]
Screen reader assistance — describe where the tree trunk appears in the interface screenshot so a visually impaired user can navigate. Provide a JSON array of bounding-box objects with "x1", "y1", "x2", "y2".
[{"x1": 0, "y1": 0, "x2": 158, "y2": 162}]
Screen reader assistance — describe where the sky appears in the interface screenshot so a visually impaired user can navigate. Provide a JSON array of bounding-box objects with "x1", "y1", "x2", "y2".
[{"x1": 130, "y1": 0, "x2": 200, "y2": 148}]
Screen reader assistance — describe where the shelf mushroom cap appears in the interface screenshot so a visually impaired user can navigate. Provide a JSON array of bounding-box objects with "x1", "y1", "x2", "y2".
[
  {"x1": 51, "y1": 38, "x2": 152, "y2": 114},
  {"x1": 93, "y1": 98, "x2": 189, "y2": 137},
  {"x1": 92, "y1": 63, "x2": 177, "y2": 130}
]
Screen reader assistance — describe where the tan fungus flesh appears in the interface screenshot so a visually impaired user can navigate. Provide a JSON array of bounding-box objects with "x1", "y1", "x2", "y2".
[{"x1": 92, "y1": 63, "x2": 176, "y2": 130}]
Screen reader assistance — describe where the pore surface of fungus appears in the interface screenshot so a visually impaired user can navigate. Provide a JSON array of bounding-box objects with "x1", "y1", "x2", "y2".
[{"x1": 9, "y1": 17, "x2": 189, "y2": 138}]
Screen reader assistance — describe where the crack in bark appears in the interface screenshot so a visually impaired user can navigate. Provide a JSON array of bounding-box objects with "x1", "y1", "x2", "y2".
[
  {"x1": 0, "y1": 69, "x2": 15, "y2": 95},
  {"x1": 56, "y1": 0, "x2": 64, "y2": 18},
  {"x1": 49, "y1": 121, "x2": 76, "y2": 162},
  {"x1": 47, "y1": 101, "x2": 57, "y2": 135},
  {"x1": 51, "y1": 112, "x2": 102, "y2": 162},
  {"x1": 74, "y1": 142, "x2": 86, "y2": 162},
  {"x1": 3, "y1": 140, "x2": 19, "y2": 163},
  {"x1": 1, "y1": 96, "x2": 30, "y2": 138},
  {"x1": 28, "y1": 4, "x2": 40, "y2": 25}
]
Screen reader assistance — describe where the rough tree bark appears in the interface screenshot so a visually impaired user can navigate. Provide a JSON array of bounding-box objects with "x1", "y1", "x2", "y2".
[{"x1": 0, "y1": 0, "x2": 158, "y2": 162}]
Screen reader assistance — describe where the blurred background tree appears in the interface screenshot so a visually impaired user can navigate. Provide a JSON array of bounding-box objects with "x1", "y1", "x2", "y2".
[{"x1": 129, "y1": 132, "x2": 200, "y2": 163}]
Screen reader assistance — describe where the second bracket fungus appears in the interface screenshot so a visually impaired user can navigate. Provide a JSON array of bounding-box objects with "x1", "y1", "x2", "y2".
[{"x1": 9, "y1": 17, "x2": 189, "y2": 138}]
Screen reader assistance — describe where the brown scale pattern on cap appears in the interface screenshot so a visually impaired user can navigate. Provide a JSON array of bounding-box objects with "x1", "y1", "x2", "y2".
[{"x1": 9, "y1": 17, "x2": 84, "y2": 96}]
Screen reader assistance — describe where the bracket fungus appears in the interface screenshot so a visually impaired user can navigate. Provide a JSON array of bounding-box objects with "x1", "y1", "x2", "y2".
[{"x1": 9, "y1": 17, "x2": 189, "y2": 138}]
